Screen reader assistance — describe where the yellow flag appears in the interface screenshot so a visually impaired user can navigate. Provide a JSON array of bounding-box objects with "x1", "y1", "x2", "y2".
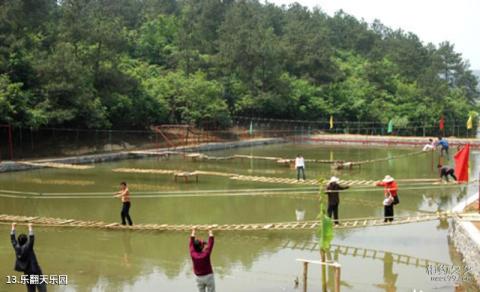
[
  {"x1": 467, "y1": 115, "x2": 473, "y2": 129},
  {"x1": 329, "y1": 115, "x2": 334, "y2": 129}
]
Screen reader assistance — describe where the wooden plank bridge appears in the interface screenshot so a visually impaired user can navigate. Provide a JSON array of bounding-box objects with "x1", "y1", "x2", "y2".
[{"x1": 0, "y1": 212, "x2": 464, "y2": 233}]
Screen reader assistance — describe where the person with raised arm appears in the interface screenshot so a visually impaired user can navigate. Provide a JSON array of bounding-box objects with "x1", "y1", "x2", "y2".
[
  {"x1": 10, "y1": 223, "x2": 47, "y2": 292},
  {"x1": 190, "y1": 227, "x2": 215, "y2": 292},
  {"x1": 325, "y1": 176, "x2": 349, "y2": 225}
]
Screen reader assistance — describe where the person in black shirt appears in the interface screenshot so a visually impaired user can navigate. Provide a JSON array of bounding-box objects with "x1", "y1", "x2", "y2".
[
  {"x1": 325, "y1": 176, "x2": 349, "y2": 225},
  {"x1": 10, "y1": 223, "x2": 46, "y2": 292},
  {"x1": 438, "y1": 164, "x2": 457, "y2": 182}
]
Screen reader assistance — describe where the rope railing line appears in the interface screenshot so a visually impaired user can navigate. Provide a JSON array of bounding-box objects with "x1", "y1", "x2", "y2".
[
  {"x1": 0, "y1": 181, "x2": 471, "y2": 199},
  {"x1": 334, "y1": 150, "x2": 427, "y2": 168},
  {"x1": 6, "y1": 186, "x2": 320, "y2": 196},
  {"x1": 0, "y1": 179, "x2": 458, "y2": 196},
  {"x1": 0, "y1": 193, "x2": 404, "y2": 209}
]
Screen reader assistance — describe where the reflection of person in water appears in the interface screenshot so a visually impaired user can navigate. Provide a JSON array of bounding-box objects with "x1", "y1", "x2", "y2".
[
  {"x1": 122, "y1": 231, "x2": 132, "y2": 268},
  {"x1": 375, "y1": 252, "x2": 398, "y2": 292},
  {"x1": 295, "y1": 209, "x2": 305, "y2": 221}
]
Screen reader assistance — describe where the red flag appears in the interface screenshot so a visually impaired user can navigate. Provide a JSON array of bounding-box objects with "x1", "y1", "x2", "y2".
[
  {"x1": 454, "y1": 144, "x2": 470, "y2": 182},
  {"x1": 439, "y1": 116, "x2": 445, "y2": 130}
]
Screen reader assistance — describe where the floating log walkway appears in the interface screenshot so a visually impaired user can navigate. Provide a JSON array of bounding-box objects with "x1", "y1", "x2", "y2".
[
  {"x1": 332, "y1": 150, "x2": 426, "y2": 170},
  {"x1": 0, "y1": 212, "x2": 463, "y2": 232},
  {"x1": 283, "y1": 241, "x2": 448, "y2": 268},
  {"x1": 17, "y1": 161, "x2": 94, "y2": 170}
]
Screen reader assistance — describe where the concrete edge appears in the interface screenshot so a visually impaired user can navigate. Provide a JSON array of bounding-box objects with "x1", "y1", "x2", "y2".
[{"x1": 450, "y1": 192, "x2": 480, "y2": 286}]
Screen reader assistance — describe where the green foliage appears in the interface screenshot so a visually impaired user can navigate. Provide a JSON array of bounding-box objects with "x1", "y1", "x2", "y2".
[
  {"x1": 0, "y1": 0, "x2": 478, "y2": 129},
  {"x1": 317, "y1": 192, "x2": 334, "y2": 250}
]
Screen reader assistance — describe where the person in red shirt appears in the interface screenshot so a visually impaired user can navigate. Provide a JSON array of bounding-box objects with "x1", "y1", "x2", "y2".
[
  {"x1": 190, "y1": 228, "x2": 215, "y2": 292},
  {"x1": 376, "y1": 175, "x2": 399, "y2": 222}
]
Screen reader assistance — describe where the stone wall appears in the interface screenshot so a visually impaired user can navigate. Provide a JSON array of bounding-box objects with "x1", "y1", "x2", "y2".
[{"x1": 449, "y1": 218, "x2": 480, "y2": 286}]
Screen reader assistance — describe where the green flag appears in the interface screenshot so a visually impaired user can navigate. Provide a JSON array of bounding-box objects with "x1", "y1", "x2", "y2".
[
  {"x1": 317, "y1": 198, "x2": 334, "y2": 250},
  {"x1": 387, "y1": 119, "x2": 393, "y2": 134},
  {"x1": 317, "y1": 213, "x2": 334, "y2": 250},
  {"x1": 248, "y1": 121, "x2": 253, "y2": 135}
]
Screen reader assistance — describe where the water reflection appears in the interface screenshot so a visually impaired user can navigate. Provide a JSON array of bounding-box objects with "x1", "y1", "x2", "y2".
[
  {"x1": 374, "y1": 253, "x2": 398, "y2": 292},
  {"x1": 0, "y1": 144, "x2": 479, "y2": 291}
]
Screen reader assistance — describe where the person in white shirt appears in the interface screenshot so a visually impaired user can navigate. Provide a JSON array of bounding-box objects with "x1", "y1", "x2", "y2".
[
  {"x1": 422, "y1": 138, "x2": 435, "y2": 151},
  {"x1": 295, "y1": 154, "x2": 306, "y2": 181}
]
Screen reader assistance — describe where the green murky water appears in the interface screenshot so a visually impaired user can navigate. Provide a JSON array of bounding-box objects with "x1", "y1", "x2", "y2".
[{"x1": 0, "y1": 144, "x2": 477, "y2": 291}]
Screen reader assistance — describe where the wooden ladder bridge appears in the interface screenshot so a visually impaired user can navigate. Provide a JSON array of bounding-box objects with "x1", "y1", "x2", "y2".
[{"x1": 0, "y1": 212, "x2": 467, "y2": 233}]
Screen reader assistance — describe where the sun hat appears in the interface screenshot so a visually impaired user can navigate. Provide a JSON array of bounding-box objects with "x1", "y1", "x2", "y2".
[
  {"x1": 382, "y1": 175, "x2": 394, "y2": 183},
  {"x1": 329, "y1": 176, "x2": 340, "y2": 184}
]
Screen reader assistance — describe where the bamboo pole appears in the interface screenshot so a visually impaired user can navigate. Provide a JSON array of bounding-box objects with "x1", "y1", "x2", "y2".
[{"x1": 321, "y1": 249, "x2": 327, "y2": 292}]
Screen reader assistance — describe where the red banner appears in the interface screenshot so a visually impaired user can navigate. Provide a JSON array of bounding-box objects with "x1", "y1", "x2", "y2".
[
  {"x1": 439, "y1": 116, "x2": 445, "y2": 130},
  {"x1": 454, "y1": 144, "x2": 470, "y2": 182}
]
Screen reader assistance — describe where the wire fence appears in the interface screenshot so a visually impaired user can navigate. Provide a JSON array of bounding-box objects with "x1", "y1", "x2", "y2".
[
  {"x1": 0, "y1": 117, "x2": 477, "y2": 160},
  {"x1": 233, "y1": 116, "x2": 477, "y2": 137}
]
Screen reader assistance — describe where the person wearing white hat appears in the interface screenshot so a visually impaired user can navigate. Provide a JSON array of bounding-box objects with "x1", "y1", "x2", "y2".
[
  {"x1": 326, "y1": 176, "x2": 349, "y2": 225},
  {"x1": 376, "y1": 175, "x2": 399, "y2": 222}
]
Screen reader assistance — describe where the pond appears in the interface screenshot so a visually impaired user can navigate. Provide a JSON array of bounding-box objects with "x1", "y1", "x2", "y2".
[{"x1": 0, "y1": 143, "x2": 477, "y2": 291}]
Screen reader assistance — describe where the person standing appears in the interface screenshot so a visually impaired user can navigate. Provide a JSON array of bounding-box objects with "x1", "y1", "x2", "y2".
[
  {"x1": 436, "y1": 137, "x2": 449, "y2": 157},
  {"x1": 295, "y1": 154, "x2": 306, "y2": 181},
  {"x1": 10, "y1": 223, "x2": 47, "y2": 292},
  {"x1": 376, "y1": 175, "x2": 398, "y2": 222},
  {"x1": 114, "y1": 182, "x2": 133, "y2": 226},
  {"x1": 438, "y1": 164, "x2": 457, "y2": 182},
  {"x1": 190, "y1": 228, "x2": 215, "y2": 292},
  {"x1": 325, "y1": 176, "x2": 349, "y2": 225}
]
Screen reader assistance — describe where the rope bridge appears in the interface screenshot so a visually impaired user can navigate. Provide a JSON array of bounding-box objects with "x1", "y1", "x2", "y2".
[
  {"x1": 0, "y1": 212, "x2": 467, "y2": 233},
  {"x1": 112, "y1": 167, "x2": 448, "y2": 186}
]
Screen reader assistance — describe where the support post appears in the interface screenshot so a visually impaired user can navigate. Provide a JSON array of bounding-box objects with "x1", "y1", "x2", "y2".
[
  {"x1": 334, "y1": 266, "x2": 341, "y2": 292},
  {"x1": 478, "y1": 171, "x2": 480, "y2": 213},
  {"x1": 321, "y1": 249, "x2": 327, "y2": 292},
  {"x1": 303, "y1": 262, "x2": 308, "y2": 292},
  {"x1": 8, "y1": 125, "x2": 13, "y2": 160}
]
